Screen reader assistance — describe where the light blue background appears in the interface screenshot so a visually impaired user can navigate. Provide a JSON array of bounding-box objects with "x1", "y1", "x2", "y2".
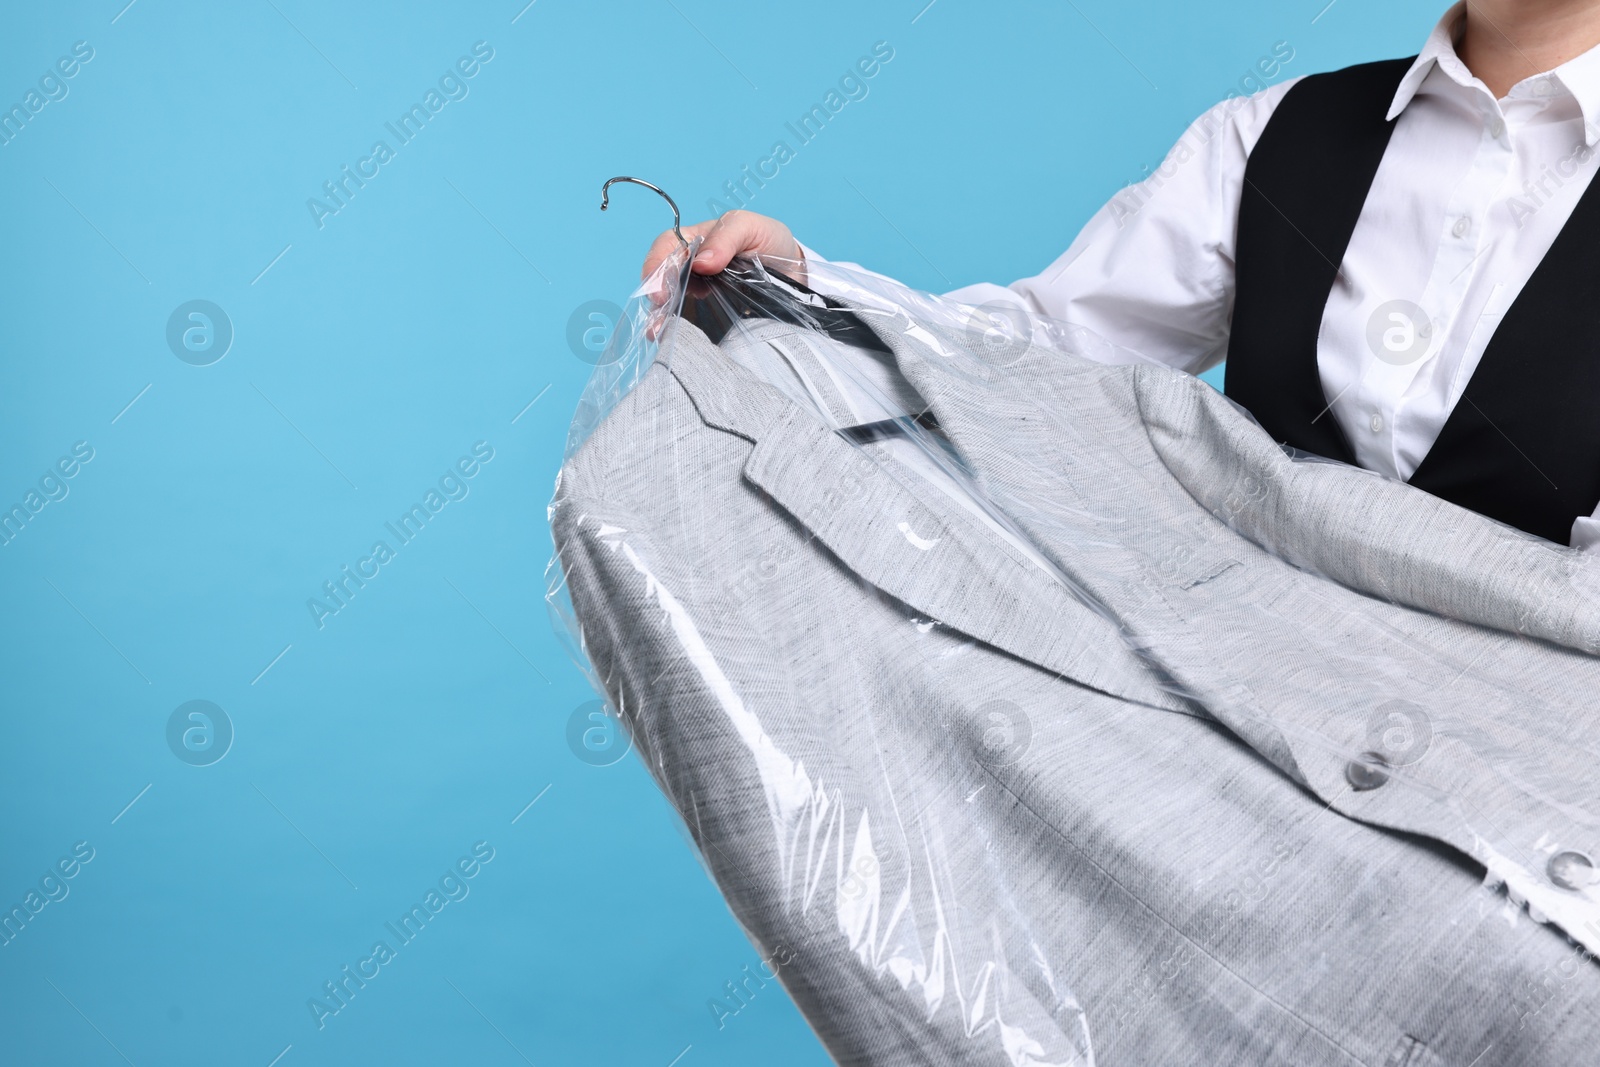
[{"x1": 0, "y1": 1, "x2": 1439, "y2": 1063}]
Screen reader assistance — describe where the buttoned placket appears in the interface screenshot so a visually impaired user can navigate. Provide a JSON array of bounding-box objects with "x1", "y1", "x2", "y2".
[{"x1": 1362, "y1": 71, "x2": 1520, "y2": 475}]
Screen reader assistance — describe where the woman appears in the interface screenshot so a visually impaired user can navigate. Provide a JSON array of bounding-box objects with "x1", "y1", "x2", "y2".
[{"x1": 642, "y1": 0, "x2": 1600, "y2": 547}]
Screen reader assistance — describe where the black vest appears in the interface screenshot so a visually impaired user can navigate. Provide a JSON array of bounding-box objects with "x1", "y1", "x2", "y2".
[{"x1": 1225, "y1": 58, "x2": 1600, "y2": 543}]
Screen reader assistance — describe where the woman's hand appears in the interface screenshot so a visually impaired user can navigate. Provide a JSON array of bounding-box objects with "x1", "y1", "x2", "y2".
[{"x1": 641, "y1": 209, "x2": 804, "y2": 284}]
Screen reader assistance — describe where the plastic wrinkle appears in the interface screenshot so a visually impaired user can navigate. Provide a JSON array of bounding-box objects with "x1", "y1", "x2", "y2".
[{"x1": 604, "y1": 517, "x2": 1069, "y2": 1061}]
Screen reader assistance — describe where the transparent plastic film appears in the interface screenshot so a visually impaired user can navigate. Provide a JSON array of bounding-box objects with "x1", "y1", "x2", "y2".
[{"x1": 547, "y1": 242, "x2": 1600, "y2": 1065}]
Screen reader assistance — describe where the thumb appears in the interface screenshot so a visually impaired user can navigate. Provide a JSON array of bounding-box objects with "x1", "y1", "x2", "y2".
[{"x1": 691, "y1": 211, "x2": 791, "y2": 275}]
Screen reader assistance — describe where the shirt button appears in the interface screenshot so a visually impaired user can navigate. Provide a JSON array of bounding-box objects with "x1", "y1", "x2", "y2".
[
  {"x1": 1345, "y1": 752, "x2": 1391, "y2": 791},
  {"x1": 1369, "y1": 412, "x2": 1384, "y2": 433},
  {"x1": 1535, "y1": 78, "x2": 1554, "y2": 97},
  {"x1": 1548, "y1": 850, "x2": 1596, "y2": 891},
  {"x1": 1488, "y1": 117, "x2": 1505, "y2": 138},
  {"x1": 1452, "y1": 216, "x2": 1472, "y2": 238}
]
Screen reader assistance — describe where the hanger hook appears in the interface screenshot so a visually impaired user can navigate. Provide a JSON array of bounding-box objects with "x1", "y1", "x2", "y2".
[{"x1": 600, "y1": 176, "x2": 686, "y2": 251}]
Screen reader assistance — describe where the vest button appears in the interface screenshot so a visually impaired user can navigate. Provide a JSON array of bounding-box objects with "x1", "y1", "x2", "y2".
[
  {"x1": 1345, "y1": 751, "x2": 1391, "y2": 791},
  {"x1": 1548, "y1": 850, "x2": 1596, "y2": 891}
]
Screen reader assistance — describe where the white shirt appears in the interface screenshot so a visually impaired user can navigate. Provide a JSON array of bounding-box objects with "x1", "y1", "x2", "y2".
[{"x1": 807, "y1": 3, "x2": 1600, "y2": 547}]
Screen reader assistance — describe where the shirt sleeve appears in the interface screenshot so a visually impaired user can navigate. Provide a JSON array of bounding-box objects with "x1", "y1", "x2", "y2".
[{"x1": 801, "y1": 78, "x2": 1302, "y2": 375}]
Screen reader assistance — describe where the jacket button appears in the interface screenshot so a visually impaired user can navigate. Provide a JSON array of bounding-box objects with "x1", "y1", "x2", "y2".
[
  {"x1": 1344, "y1": 751, "x2": 1391, "y2": 791},
  {"x1": 1548, "y1": 850, "x2": 1596, "y2": 891}
]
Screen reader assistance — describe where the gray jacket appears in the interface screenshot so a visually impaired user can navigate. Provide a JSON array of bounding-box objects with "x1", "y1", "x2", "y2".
[{"x1": 551, "y1": 306, "x2": 1600, "y2": 1066}]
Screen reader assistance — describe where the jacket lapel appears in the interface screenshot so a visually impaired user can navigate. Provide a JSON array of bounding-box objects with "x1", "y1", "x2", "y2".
[{"x1": 660, "y1": 320, "x2": 1183, "y2": 711}]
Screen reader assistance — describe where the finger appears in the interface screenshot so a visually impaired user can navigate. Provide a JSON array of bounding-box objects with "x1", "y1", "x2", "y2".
[
  {"x1": 640, "y1": 220, "x2": 717, "y2": 280},
  {"x1": 640, "y1": 231, "x2": 680, "y2": 281},
  {"x1": 691, "y1": 211, "x2": 772, "y2": 275},
  {"x1": 640, "y1": 222, "x2": 704, "y2": 279}
]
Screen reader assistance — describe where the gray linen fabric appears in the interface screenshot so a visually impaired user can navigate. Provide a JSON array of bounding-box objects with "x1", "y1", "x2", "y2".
[{"x1": 551, "y1": 307, "x2": 1600, "y2": 1066}]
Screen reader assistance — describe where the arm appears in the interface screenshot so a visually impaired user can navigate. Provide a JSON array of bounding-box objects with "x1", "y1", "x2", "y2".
[
  {"x1": 639, "y1": 81, "x2": 1299, "y2": 373},
  {"x1": 804, "y1": 80, "x2": 1301, "y2": 372}
]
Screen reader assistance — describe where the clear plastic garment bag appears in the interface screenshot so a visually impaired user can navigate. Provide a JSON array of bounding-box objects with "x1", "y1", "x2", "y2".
[{"x1": 545, "y1": 179, "x2": 1600, "y2": 1066}]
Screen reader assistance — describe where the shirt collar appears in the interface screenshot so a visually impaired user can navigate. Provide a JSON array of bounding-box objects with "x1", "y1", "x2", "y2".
[
  {"x1": 1556, "y1": 34, "x2": 1600, "y2": 144},
  {"x1": 1386, "y1": 0, "x2": 1600, "y2": 145}
]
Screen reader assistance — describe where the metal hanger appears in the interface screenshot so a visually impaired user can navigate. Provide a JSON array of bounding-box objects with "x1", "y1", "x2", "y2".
[
  {"x1": 596, "y1": 175, "x2": 883, "y2": 350},
  {"x1": 599, "y1": 176, "x2": 686, "y2": 250}
]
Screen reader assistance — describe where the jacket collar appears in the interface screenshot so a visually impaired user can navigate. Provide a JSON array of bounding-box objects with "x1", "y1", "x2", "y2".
[{"x1": 658, "y1": 316, "x2": 1187, "y2": 713}]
